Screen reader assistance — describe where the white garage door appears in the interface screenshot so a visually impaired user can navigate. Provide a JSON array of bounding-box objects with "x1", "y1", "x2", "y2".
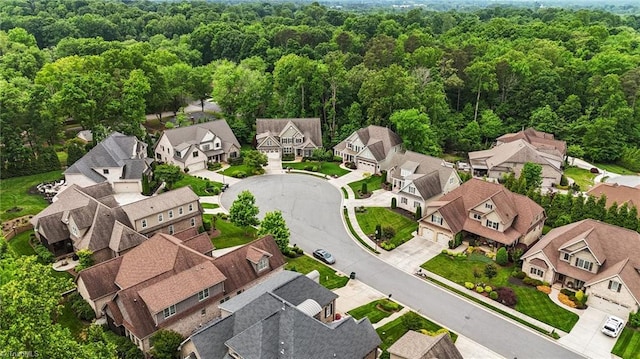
[
  {"x1": 420, "y1": 227, "x2": 435, "y2": 241},
  {"x1": 113, "y1": 182, "x2": 140, "y2": 193},
  {"x1": 588, "y1": 294, "x2": 631, "y2": 318},
  {"x1": 188, "y1": 161, "x2": 206, "y2": 172},
  {"x1": 267, "y1": 150, "x2": 281, "y2": 159},
  {"x1": 437, "y1": 233, "x2": 452, "y2": 245}
]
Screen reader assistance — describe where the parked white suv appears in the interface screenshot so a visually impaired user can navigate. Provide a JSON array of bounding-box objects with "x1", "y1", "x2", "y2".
[{"x1": 602, "y1": 316, "x2": 625, "y2": 338}]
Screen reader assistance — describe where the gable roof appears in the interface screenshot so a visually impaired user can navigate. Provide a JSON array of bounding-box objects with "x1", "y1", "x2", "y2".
[
  {"x1": 389, "y1": 150, "x2": 459, "y2": 200},
  {"x1": 523, "y1": 219, "x2": 640, "y2": 303},
  {"x1": 587, "y1": 183, "x2": 640, "y2": 214},
  {"x1": 160, "y1": 119, "x2": 241, "y2": 157},
  {"x1": 387, "y1": 330, "x2": 463, "y2": 359},
  {"x1": 120, "y1": 187, "x2": 199, "y2": 223},
  {"x1": 256, "y1": 118, "x2": 323, "y2": 148},
  {"x1": 65, "y1": 132, "x2": 148, "y2": 183},
  {"x1": 357, "y1": 125, "x2": 402, "y2": 160},
  {"x1": 423, "y1": 179, "x2": 545, "y2": 245},
  {"x1": 469, "y1": 139, "x2": 562, "y2": 172},
  {"x1": 109, "y1": 221, "x2": 147, "y2": 253},
  {"x1": 497, "y1": 127, "x2": 567, "y2": 157}
]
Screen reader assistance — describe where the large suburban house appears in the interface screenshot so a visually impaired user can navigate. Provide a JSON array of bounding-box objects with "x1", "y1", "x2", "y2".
[
  {"x1": 388, "y1": 330, "x2": 463, "y2": 359},
  {"x1": 468, "y1": 139, "x2": 563, "y2": 188},
  {"x1": 64, "y1": 132, "x2": 151, "y2": 193},
  {"x1": 419, "y1": 179, "x2": 546, "y2": 248},
  {"x1": 586, "y1": 183, "x2": 640, "y2": 217},
  {"x1": 386, "y1": 151, "x2": 462, "y2": 213},
  {"x1": 497, "y1": 127, "x2": 567, "y2": 159},
  {"x1": 522, "y1": 219, "x2": 640, "y2": 317},
  {"x1": 180, "y1": 270, "x2": 381, "y2": 359},
  {"x1": 255, "y1": 118, "x2": 323, "y2": 158},
  {"x1": 155, "y1": 120, "x2": 241, "y2": 172},
  {"x1": 30, "y1": 183, "x2": 202, "y2": 262},
  {"x1": 77, "y1": 234, "x2": 286, "y2": 352},
  {"x1": 334, "y1": 125, "x2": 402, "y2": 174}
]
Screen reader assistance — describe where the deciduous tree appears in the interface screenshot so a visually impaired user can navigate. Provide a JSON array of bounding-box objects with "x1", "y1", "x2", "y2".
[
  {"x1": 229, "y1": 190, "x2": 260, "y2": 235},
  {"x1": 258, "y1": 211, "x2": 290, "y2": 253}
]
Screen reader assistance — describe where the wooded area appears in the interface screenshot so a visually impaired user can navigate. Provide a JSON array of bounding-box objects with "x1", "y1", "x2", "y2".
[{"x1": 2, "y1": 0, "x2": 640, "y2": 178}]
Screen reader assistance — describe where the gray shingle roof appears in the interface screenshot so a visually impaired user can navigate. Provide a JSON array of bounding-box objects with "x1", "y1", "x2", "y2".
[
  {"x1": 355, "y1": 125, "x2": 402, "y2": 160},
  {"x1": 389, "y1": 151, "x2": 457, "y2": 200},
  {"x1": 160, "y1": 119, "x2": 241, "y2": 158},
  {"x1": 256, "y1": 118, "x2": 323, "y2": 148},
  {"x1": 120, "y1": 187, "x2": 200, "y2": 222}
]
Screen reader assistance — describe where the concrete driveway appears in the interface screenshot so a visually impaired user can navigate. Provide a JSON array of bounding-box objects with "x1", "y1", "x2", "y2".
[
  {"x1": 219, "y1": 174, "x2": 583, "y2": 359},
  {"x1": 558, "y1": 307, "x2": 619, "y2": 358}
]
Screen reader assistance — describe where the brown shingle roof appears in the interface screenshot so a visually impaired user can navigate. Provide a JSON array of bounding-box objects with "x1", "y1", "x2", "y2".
[
  {"x1": 181, "y1": 232, "x2": 214, "y2": 254},
  {"x1": 356, "y1": 125, "x2": 402, "y2": 159},
  {"x1": 587, "y1": 183, "x2": 640, "y2": 215},
  {"x1": 469, "y1": 139, "x2": 562, "y2": 172},
  {"x1": 109, "y1": 221, "x2": 147, "y2": 253},
  {"x1": 77, "y1": 256, "x2": 123, "y2": 300},
  {"x1": 497, "y1": 127, "x2": 566, "y2": 157},
  {"x1": 530, "y1": 258, "x2": 548, "y2": 269},
  {"x1": 246, "y1": 245, "x2": 273, "y2": 263},
  {"x1": 523, "y1": 219, "x2": 640, "y2": 304},
  {"x1": 387, "y1": 331, "x2": 463, "y2": 359},
  {"x1": 159, "y1": 119, "x2": 241, "y2": 158},
  {"x1": 120, "y1": 187, "x2": 200, "y2": 222},
  {"x1": 256, "y1": 118, "x2": 322, "y2": 147}
]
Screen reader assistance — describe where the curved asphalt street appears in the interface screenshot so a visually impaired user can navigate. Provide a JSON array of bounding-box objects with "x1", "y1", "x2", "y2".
[{"x1": 221, "y1": 174, "x2": 584, "y2": 359}]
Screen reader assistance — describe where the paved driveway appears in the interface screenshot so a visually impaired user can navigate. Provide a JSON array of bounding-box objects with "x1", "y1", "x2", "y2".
[
  {"x1": 220, "y1": 174, "x2": 584, "y2": 359},
  {"x1": 559, "y1": 307, "x2": 618, "y2": 358}
]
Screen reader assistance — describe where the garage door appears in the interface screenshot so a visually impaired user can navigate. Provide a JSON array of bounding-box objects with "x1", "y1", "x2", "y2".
[
  {"x1": 588, "y1": 294, "x2": 631, "y2": 318},
  {"x1": 420, "y1": 227, "x2": 434, "y2": 241},
  {"x1": 113, "y1": 182, "x2": 140, "y2": 193},
  {"x1": 437, "y1": 233, "x2": 452, "y2": 245},
  {"x1": 267, "y1": 150, "x2": 281, "y2": 159},
  {"x1": 188, "y1": 161, "x2": 206, "y2": 172}
]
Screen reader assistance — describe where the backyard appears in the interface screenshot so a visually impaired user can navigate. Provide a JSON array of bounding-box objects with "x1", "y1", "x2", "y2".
[
  {"x1": 376, "y1": 311, "x2": 457, "y2": 357},
  {"x1": 283, "y1": 161, "x2": 349, "y2": 177},
  {"x1": 422, "y1": 253, "x2": 579, "y2": 333},
  {"x1": 564, "y1": 166, "x2": 596, "y2": 191},
  {"x1": 284, "y1": 255, "x2": 349, "y2": 290},
  {"x1": 206, "y1": 214, "x2": 257, "y2": 249},
  {"x1": 0, "y1": 170, "x2": 63, "y2": 221},
  {"x1": 356, "y1": 207, "x2": 418, "y2": 248},
  {"x1": 348, "y1": 174, "x2": 384, "y2": 198},
  {"x1": 173, "y1": 174, "x2": 222, "y2": 196},
  {"x1": 612, "y1": 328, "x2": 640, "y2": 359}
]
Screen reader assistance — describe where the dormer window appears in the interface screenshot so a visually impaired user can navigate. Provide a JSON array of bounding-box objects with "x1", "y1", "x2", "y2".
[
  {"x1": 198, "y1": 288, "x2": 210, "y2": 301},
  {"x1": 176, "y1": 151, "x2": 181, "y2": 157},
  {"x1": 431, "y1": 214, "x2": 443, "y2": 225},
  {"x1": 486, "y1": 220, "x2": 499, "y2": 230},
  {"x1": 103, "y1": 169, "x2": 109, "y2": 174},
  {"x1": 257, "y1": 257, "x2": 269, "y2": 272},
  {"x1": 193, "y1": 151, "x2": 199, "y2": 158},
  {"x1": 408, "y1": 186, "x2": 415, "y2": 194},
  {"x1": 163, "y1": 305, "x2": 176, "y2": 319},
  {"x1": 608, "y1": 280, "x2": 622, "y2": 292},
  {"x1": 485, "y1": 203, "x2": 493, "y2": 209},
  {"x1": 188, "y1": 203, "x2": 194, "y2": 212},
  {"x1": 158, "y1": 213, "x2": 163, "y2": 222},
  {"x1": 215, "y1": 142, "x2": 220, "y2": 148},
  {"x1": 168, "y1": 210, "x2": 173, "y2": 219},
  {"x1": 141, "y1": 219, "x2": 147, "y2": 228},
  {"x1": 179, "y1": 207, "x2": 183, "y2": 215},
  {"x1": 202, "y1": 144, "x2": 210, "y2": 150},
  {"x1": 473, "y1": 213, "x2": 482, "y2": 220},
  {"x1": 575, "y1": 258, "x2": 593, "y2": 271},
  {"x1": 562, "y1": 252, "x2": 570, "y2": 261}
]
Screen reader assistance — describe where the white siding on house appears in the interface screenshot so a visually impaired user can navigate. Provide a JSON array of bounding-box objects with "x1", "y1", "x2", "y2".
[{"x1": 588, "y1": 277, "x2": 638, "y2": 317}]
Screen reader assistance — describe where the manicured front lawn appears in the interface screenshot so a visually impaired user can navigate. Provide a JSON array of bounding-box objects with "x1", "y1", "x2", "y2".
[
  {"x1": 0, "y1": 170, "x2": 63, "y2": 221},
  {"x1": 348, "y1": 299, "x2": 403, "y2": 323},
  {"x1": 284, "y1": 161, "x2": 349, "y2": 177},
  {"x1": 595, "y1": 163, "x2": 638, "y2": 175},
  {"x1": 422, "y1": 253, "x2": 578, "y2": 332},
  {"x1": 356, "y1": 207, "x2": 417, "y2": 248},
  {"x1": 564, "y1": 166, "x2": 596, "y2": 191},
  {"x1": 348, "y1": 175, "x2": 384, "y2": 198},
  {"x1": 612, "y1": 327, "x2": 640, "y2": 359},
  {"x1": 8, "y1": 231, "x2": 36, "y2": 256},
  {"x1": 207, "y1": 215, "x2": 257, "y2": 249},
  {"x1": 376, "y1": 311, "x2": 457, "y2": 355},
  {"x1": 173, "y1": 174, "x2": 222, "y2": 196},
  {"x1": 201, "y1": 203, "x2": 219, "y2": 209},
  {"x1": 220, "y1": 164, "x2": 259, "y2": 178},
  {"x1": 285, "y1": 255, "x2": 349, "y2": 290}
]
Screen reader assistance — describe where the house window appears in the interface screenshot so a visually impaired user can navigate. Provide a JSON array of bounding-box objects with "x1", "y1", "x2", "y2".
[
  {"x1": 485, "y1": 203, "x2": 493, "y2": 209},
  {"x1": 168, "y1": 210, "x2": 173, "y2": 219},
  {"x1": 198, "y1": 288, "x2": 210, "y2": 301},
  {"x1": 575, "y1": 258, "x2": 593, "y2": 271},
  {"x1": 575, "y1": 280, "x2": 585, "y2": 288},
  {"x1": 257, "y1": 257, "x2": 269, "y2": 272},
  {"x1": 400, "y1": 197, "x2": 408, "y2": 205},
  {"x1": 473, "y1": 213, "x2": 482, "y2": 220},
  {"x1": 201, "y1": 309, "x2": 206, "y2": 316},
  {"x1": 103, "y1": 169, "x2": 109, "y2": 174},
  {"x1": 562, "y1": 252, "x2": 570, "y2": 261},
  {"x1": 414, "y1": 201, "x2": 420, "y2": 208},
  {"x1": 325, "y1": 303, "x2": 333, "y2": 318},
  {"x1": 450, "y1": 177, "x2": 455, "y2": 184},
  {"x1": 176, "y1": 151, "x2": 181, "y2": 157},
  {"x1": 163, "y1": 305, "x2": 176, "y2": 319},
  {"x1": 156, "y1": 153, "x2": 161, "y2": 159},
  {"x1": 179, "y1": 207, "x2": 183, "y2": 215},
  {"x1": 530, "y1": 267, "x2": 544, "y2": 277},
  {"x1": 188, "y1": 204, "x2": 194, "y2": 212},
  {"x1": 158, "y1": 213, "x2": 163, "y2": 222},
  {"x1": 431, "y1": 214, "x2": 443, "y2": 225},
  {"x1": 71, "y1": 225, "x2": 78, "y2": 236},
  {"x1": 193, "y1": 151, "x2": 199, "y2": 158},
  {"x1": 190, "y1": 218, "x2": 196, "y2": 227},
  {"x1": 408, "y1": 186, "x2": 415, "y2": 194},
  {"x1": 141, "y1": 219, "x2": 147, "y2": 228},
  {"x1": 215, "y1": 142, "x2": 220, "y2": 148},
  {"x1": 230, "y1": 152, "x2": 237, "y2": 158},
  {"x1": 296, "y1": 138, "x2": 303, "y2": 144},
  {"x1": 608, "y1": 280, "x2": 622, "y2": 293},
  {"x1": 486, "y1": 220, "x2": 499, "y2": 230},
  {"x1": 202, "y1": 144, "x2": 210, "y2": 151},
  {"x1": 168, "y1": 225, "x2": 174, "y2": 235}
]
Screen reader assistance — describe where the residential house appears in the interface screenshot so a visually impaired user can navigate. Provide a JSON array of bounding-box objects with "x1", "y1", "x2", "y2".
[
  {"x1": 255, "y1": 118, "x2": 323, "y2": 158},
  {"x1": 468, "y1": 139, "x2": 563, "y2": 188},
  {"x1": 334, "y1": 125, "x2": 402, "y2": 174},
  {"x1": 30, "y1": 183, "x2": 202, "y2": 263},
  {"x1": 586, "y1": 183, "x2": 640, "y2": 217},
  {"x1": 77, "y1": 234, "x2": 286, "y2": 352},
  {"x1": 155, "y1": 120, "x2": 241, "y2": 172},
  {"x1": 496, "y1": 128, "x2": 567, "y2": 159},
  {"x1": 419, "y1": 179, "x2": 546, "y2": 248},
  {"x1": 180, "y1": 270, "x2": 381, "y2": 359},
  {"x1": 386, "y1": 151, "x2": 462, "y2": 213},
  {"x1": 64, "y1": 132, "x2": 151, "y2": 193},
  {"x1": 388, "y1": 330, "x2": 463, "y2": 359},
  {"x1": 522, "y1": 219, "x2": 640, "y2": 317}
]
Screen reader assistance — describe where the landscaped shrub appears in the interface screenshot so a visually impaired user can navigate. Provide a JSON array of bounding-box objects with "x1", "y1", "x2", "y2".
[
  {"x1": 361, "y1": 182, "x2": 368, "y2": 194},
  {"x1": 560, "y1": 174, "x2": 568, "y2": 186},
  {"x1": 208, "y1": 162, "x2": 222, "y2": 171},
  {"x1": 496, "y1": 287, "x2": 518, "y2": 306},
  {"x1": 382, "y1": 226, "x2": 395, "y2": 240},
  {"x1": 379, "y1": 299, "x2": 400, "y2": 312},
  {"x1": 203, "y1": 218, "x2": 212, "y2": 231},
  {"x1": 495, "y1": 247, "x2": 508, "y2": 266},
  {"x1": 484, "y1": 285, "x2": 492, "y2": 292},
  {"x1": 560, "y1": 288, "x2": 576, "y2": 297},
  {"x1": 35, "y1": 244, "x2": 54, "y2": 263},
  {"x1": 380, "y1": 241, "x2": 396, "y2": 250},
  {"x1": 537, "y1": 285, "x2": 552, "y2": 294},
  {"x1": 629, "y1": 311, "x2": 640, "y2": 328},
  {"x1": 465, "y1": 282, "x2": 475, "y2": 289},
  {"x1": 511, "y1": 270, "x2": 526, "y2": 279},
  {"x1": 523, "y1": 276, "x2": 543, "y2": 287},
  {"x1": 489, "y1": 291, "x2": 499, "y2": 300},
  {"x1": 68, "y1": 292, "x2": 96, "y2": 321},
  {"x1": 391, "y1": 197, "x2": 397, "y2": 209},
  {"x1": 558, "y1": 293, "x2": 577, "y2": 308},
  {"x1": 414, "y1": 205, "x2": 422, "y2": 220},
  {"x1": 228, "y1": 156, "x2": 243, "y2": 165},
  {"x1": 281, "y1": 153, "x2": 295, "y2": 161},
  {"x1": 345, "y1": 161, "x2": 357, "y2": 169},
  {"x1": 484, "y1": 263, "x2": 498, "y2": 280},
  {"x1": 232, "y1": 170, "x2": 247, "y2": 178},
  {"x1": 311, "y1": 166, "x2": 318, "y2": 172},
  {"x1": 476, "y1": 286, "x2": 484, "y2": 293},
  {"x1": 509, "y1": 247, "x2": 524, "y2": 264},
  {"x1": 466, "y1": 246, "x2": 474, "y2": 254}
]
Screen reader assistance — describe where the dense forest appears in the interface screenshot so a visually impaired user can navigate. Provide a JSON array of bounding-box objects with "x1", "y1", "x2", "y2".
[{"x1": 1, "y1": 0, "x2": 640, "y2": 178}]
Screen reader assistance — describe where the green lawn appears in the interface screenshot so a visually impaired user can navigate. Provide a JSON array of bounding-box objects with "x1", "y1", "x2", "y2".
[
  {"x1": 612, "y1": 327, "x2": 640, "y2": 359},
  {"x1": 284, "y1": 161, "x2": 349, "y2": 177},
  {"x1": 57, "y1": 151, "x2": 68, "y2": 166},
  {"x1": 376, "y1": 311, "x2": 457, "y2": 355},
  {"x1": 341, "y1": 187, "x2": 348, "y2": 199},
  {"x1": 208, "y1": 216, "x2": 257, "y2": 249},
  {"x1": 564, "y1": 166, "x2": 596, "y2": 191},
  {"x1": 348, "y1": 299, "x2": 403, "y2": 324},
  {"x1": 422, "y1": 253, "x2": 578, "y2": 332},
  {"x1": 57, "y1": 299, "x2": 89, "y2": 339},
  {"x1": 0, "y1": 170, "x2": 63, "y2": 221},
  {"x1": 285, "y1": 255, "x2": 349, "y2": 290},
  {"x1": 220, "y1": 164, "x2": 260, "y2": 178},
  {"x1": 348, "y1": 175, "x2": 384, "y2": 198},
  {"x1": 8, "y1": 231, "x2": 36, "y2": 256},
  {"x1": 173, "y1": 174, "x2": 222, "y2": 196},
  {"x1": 356, "y1": 207, "x2": 418, "y2": 248},
  {"x1": 595, "y1": 163, "x2": 638, "y2": 175},
  {"x1": 201, "y1": 203, "x2": 219, "y2": 209}
]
